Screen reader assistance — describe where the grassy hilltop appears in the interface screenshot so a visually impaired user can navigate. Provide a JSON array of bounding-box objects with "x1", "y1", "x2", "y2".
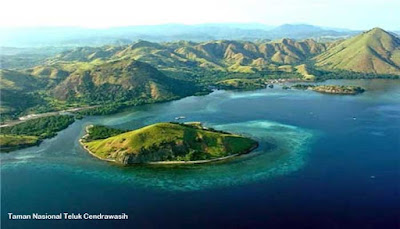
[
  {"x1": 82, "y1": 123, "x2": 258, "y2": 164},
  {"x1": 315, "y1": 28, "x2": 400, "y2": 75}
]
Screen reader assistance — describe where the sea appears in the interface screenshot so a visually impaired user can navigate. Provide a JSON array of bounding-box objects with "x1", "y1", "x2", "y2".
[{"x1": 1, "y1": 79, "x2": 399, "y2": 228}]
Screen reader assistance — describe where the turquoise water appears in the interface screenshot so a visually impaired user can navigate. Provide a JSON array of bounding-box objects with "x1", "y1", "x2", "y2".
[{"x1": 1, "y1": 79, "x2": 399, "y2": 228}]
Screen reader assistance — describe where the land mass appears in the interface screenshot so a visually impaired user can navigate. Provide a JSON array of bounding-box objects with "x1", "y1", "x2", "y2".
[
  {"x1": 0, "y1": 134, "x2": 40, "y2": 152},
  {"x1": 80, "y1": 122, "x2": 259, "y2": 165},
  {"x1": 0, "y1": 27, "x2": 398, "y2": 152},
  {"x1": 0, "y1": 115, "x2": 76, "y2": 152},
  {"x1": 292, "y1": 84, "x2": 365, "y2": 95},
  {"x1": 216, "y1": 78, "x2": 269, "y2": 90},
  {"x1": 314, "y1": 28, "x2": 400, "y2": 75},
  {"x1": 1, "y1": 27, "x2": 399, "y2": 122}
]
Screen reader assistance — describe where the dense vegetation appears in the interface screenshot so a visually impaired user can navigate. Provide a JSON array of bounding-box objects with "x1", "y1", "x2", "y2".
[
  {"x1": 312, "y1": 69, "x2": 399, "y2": 80},
  {"x1": 85, "y1": 125, "x2": 126, "y2": 141},
  {"x1": 77, "y1": 103, "x2": 127, "y2": 116},
  {"x1": 292, "y1": 84, "x2": 365, "y2": 94},
  {"x1": 312, "y1": 85, "x2": 365, "y2": 94},
  {"x1": 216, "y1": 78, "x2": 267, "y2": 90},
  {"x1": 82, "y1": 122, "x2": 258, "y2": 164},
  {"x1": 0, "y1": 115, "x2": 75, "y2": 139}
]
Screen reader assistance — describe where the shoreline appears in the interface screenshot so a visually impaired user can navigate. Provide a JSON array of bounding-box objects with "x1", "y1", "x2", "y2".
[
  {"x1": 0, "y1": 105, "x2": 98, "y2": 128},
  {"x1": 79, "y1": 125, "x2": 118, "y2": 163},
  {"x1": 0, "y1": 79, "x2": 374, "y2": 128},
  {"x1": 312, "y1": 89, "x2": 363, "y2": 95},
  {"x1": 147, "y1": 143, "x2": 258, "y2": 165},
  {"x1": 79, "y1": 125, "x2": 259, "y2": 165}
]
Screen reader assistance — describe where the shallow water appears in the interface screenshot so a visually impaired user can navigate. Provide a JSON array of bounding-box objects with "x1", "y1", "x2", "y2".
[{"x1": 2, "y1": 79, "x2": 399, "y2": 228}]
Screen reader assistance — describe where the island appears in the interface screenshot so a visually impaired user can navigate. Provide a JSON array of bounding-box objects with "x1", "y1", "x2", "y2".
[
  {"x1": 215, "y1": 78, "x2": 307, "y2": 90},
  {"x1": 80, "y1": 122, "x2": 259, "y2": 165},
  {"x1": 291, "y1": 84, "x2": 365, "y2": 95},
  {"x1": 216, "y1": 78, "x2": 267, "y2": 90}
]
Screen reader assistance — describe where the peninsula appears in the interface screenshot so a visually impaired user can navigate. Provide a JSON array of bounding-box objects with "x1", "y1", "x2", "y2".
[
  {"x1": 80, "y1": 122, "x2": 258, "y2": 165},
  {"x1": 292, "y1": 84, "x2": 365, "y2": 95}
]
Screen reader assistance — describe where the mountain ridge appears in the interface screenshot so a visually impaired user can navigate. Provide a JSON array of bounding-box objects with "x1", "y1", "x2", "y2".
[
  {"x1": 314, "y1": 27, "x2": 400, "y2": 75},
  {"x1": 1, "y1": 27, "x2": 399, "y2": 120}
]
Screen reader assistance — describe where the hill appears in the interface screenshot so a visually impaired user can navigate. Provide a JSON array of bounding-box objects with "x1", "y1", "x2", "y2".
[
  {"x1": 0, "y1": 57, "x2": 200, "y2": 120},
  {"x1": 51, "y1": 58, "x2": 198, "y2": 103},
  {"x1": 2, "y1": 27, "x2": 398, "y2": 121},
  {"x1": 81, "y1": 122, "x2": 258, "y2": 164},
  {"x1": 0, "y1": 70, "x2": 46, "y2": 117},
  {"x1": 314, "y1": 28, "x2": 400, "y2": 75},
  {"x1": 53, "y1": 39, "x2": 327, "y2": 74}
]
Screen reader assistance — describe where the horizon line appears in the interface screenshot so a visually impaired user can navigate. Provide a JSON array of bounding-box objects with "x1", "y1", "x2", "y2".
[{"x1": 0, "y1": 23, "x2": 396, "y2": 31}]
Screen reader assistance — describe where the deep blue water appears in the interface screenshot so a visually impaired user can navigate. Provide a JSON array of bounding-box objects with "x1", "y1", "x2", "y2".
[{"x1": 1, "y1": 79, "x2": 399, "y2": 228}]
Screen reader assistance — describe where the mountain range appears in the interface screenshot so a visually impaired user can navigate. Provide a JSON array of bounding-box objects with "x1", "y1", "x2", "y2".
[
  {"x1": 47, "y1": 27, "x2": 400, "y2": 75},
  {"x1": 48, "y1": 38, "x2": 326, "y2": 73},
  {"x1": 1, "y1": 27, "x2": 399, "y2": 120}
]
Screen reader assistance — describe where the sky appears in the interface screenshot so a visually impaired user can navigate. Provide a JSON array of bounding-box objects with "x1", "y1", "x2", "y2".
[{"x1": 2, "y1": 0, "x2": 399, "y2": 30}]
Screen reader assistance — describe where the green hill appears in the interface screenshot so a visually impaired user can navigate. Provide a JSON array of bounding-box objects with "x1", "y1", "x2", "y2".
[
  {"x1": 29, "y1": 66, "x2": 70, "y2": 80},
  {"x1": 0, "y1": 69, "x2": 42, "y2": 91},
  {"x1": 54, "y1": 39, "x2": 327, "y2": 73},
  {"x1": 0, "y1": 57, "x2": 199, "y2": 119},
  {"x1": 314, "y1": 28, "x2": 400, "y2": 75},
  {"x1": 49, "y1": 46, "x2": 123, "y2": 62},
  {"x1": 51, "y1": 58, "x2": 198, "y2": 103},
  {"x1": 0, "y1": 70, "x2": 46, "y2": 116},
  {"x1": 81, "y1": 122, "x2": 258, "y2": 164}
]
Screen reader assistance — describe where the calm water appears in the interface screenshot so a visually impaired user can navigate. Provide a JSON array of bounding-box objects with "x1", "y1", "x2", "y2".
[{"x1": 1, "y1": 79, "x2": 399, "y2": 228}]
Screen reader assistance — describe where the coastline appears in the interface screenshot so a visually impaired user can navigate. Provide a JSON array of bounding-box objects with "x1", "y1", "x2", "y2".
[
  {"x1": 79, "y1": 125, "x2": 259, "y2": 165},
  {"x1": 147, "y1": 143, "x2": 258, "y2": 165},
  {"x1": 0, "y1": 105, "x2": 98, "y2": 128},
  {"x1": 312, "y1": 89, "x2": 363, "y2": 95},
  {"x1": 4, "y1": 80, "x2": 368, "y2": 153},
  {"x1": 79, "y1": 125, "x2": 117, "y2": 163}
]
